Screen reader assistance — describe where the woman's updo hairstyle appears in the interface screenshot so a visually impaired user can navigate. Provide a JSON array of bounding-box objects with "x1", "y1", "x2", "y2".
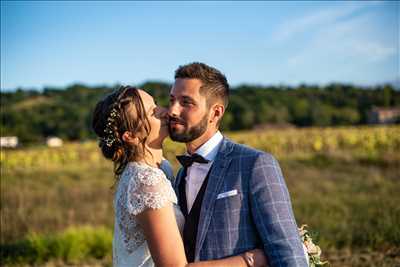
[{"x1": 92, "y1": 86, "x2": 151, "y2": 178}]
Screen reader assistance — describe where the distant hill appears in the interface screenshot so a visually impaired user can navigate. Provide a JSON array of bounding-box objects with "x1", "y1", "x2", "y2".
[
  {"x1": 1, "y1": 82, "x2": 399, "y2": 144},
  {"x1": 389, "y1": 79, "x2": 400, "y2": 90}
]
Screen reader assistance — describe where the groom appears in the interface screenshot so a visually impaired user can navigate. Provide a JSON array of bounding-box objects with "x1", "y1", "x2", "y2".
[{"x1": 168, "y1": 62, "x2": 308, "y2": 266}]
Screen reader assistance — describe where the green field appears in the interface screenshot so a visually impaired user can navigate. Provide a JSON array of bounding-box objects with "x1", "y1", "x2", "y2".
[{"x1": 1, "y1": 126, "x2": 400, "y2": 266}]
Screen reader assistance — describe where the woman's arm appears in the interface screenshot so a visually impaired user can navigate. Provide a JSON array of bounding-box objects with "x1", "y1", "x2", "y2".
[{"x1": 137, "y1": 203, "x2": 266, "y2": 267}]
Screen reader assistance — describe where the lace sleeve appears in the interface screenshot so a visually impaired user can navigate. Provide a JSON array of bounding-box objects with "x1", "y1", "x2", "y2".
[{"x1": 126, "y1": 166, "x2": 177, "y2": 216}]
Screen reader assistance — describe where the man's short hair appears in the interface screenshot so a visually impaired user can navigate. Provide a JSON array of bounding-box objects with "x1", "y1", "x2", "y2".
[{"x1": 174, "y1": 62, "x2": 229, "y2": 108}]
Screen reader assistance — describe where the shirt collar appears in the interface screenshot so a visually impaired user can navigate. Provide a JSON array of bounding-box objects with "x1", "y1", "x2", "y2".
[{"x1": 193, "y1": 131, "x2": 223, "y2": 162}]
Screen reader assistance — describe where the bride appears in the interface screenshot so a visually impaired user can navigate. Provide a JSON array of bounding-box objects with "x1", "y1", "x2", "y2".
[{"x1": 92, "y1": 86, "x2": 267, "y2": 267}]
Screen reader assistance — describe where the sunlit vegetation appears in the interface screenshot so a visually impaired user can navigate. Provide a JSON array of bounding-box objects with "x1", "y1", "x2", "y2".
[{"x1": 1, "y1": 126, "x2": 399, "y2": 266}]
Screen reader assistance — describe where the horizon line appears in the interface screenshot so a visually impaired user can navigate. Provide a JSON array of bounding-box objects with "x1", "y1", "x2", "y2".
[{"x1": 1, "y1": 79, "x2": 399, "y2": 92}]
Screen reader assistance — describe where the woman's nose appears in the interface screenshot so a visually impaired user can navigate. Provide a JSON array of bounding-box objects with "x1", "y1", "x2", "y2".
[{"x1": 156, "y1": 106, "x2": 168, "y2": 119}]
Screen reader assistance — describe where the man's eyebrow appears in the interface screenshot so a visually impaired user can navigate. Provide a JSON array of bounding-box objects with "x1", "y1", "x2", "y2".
[
  {"x1": 181, "y1": 95, "x2": 195, "y2": 102},
  {"x1": 169, "y1": 94, "x2": 195, "y2": 102}
]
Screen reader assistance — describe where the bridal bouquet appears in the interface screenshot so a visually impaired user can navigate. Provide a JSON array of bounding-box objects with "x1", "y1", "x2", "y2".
[{"x1": 299, "y1": 225, "x2": 329, "y2": 267}]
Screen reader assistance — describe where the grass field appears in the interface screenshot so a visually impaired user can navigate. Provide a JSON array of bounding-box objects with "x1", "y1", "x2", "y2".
[{"x1": 1, "y1": 126, "x2": 400, "y2": 266}]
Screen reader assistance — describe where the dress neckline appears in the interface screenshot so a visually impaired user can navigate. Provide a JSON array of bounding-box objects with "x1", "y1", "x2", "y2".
[{"x1": 128, "y1": 161, "x2": 163, "y2": 172}]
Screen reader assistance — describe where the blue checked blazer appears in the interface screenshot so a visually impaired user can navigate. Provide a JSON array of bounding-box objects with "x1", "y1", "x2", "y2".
[{"x1": 173, "y1": 137, "x2": 308, "y2": 267}]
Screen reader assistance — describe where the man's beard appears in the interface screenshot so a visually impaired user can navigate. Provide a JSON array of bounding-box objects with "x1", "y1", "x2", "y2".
[{"x1": 168, "y1": 114, "x2": 208, "y2": 143}]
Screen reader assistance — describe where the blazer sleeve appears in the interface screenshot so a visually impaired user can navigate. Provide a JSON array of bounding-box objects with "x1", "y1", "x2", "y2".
[{"x1": 249, "y1": 153, "x2": 308, "y2": 267}]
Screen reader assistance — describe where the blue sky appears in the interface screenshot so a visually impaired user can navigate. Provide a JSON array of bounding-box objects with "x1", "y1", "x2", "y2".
[{"x1": 1, "y1": 1, "x2": 399, "y2": 90}]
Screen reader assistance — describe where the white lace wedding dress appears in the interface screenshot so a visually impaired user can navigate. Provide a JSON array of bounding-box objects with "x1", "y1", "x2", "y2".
[{"x1": 113, "y1": 161, "x2": 185, "y2": 267}]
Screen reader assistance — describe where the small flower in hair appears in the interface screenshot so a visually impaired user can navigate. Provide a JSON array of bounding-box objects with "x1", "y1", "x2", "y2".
[{"x1": 101, "y1": 107, "x2": 119, "y2": 147}]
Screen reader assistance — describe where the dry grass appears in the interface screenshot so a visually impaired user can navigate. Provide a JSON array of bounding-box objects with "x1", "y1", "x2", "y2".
[{"x1": 1, "y1": 126, "x2": 399, "y2": 266}]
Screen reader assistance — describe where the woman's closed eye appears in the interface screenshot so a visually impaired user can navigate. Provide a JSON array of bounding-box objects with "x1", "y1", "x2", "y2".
[{"x1": 146, "y1": 105, "x2": 156, "y2": 117}]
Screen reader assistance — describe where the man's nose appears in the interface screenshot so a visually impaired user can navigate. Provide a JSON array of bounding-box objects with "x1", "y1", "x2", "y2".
[{"x1": 168, "y1": 100, "x2": 180, "y2": 117}]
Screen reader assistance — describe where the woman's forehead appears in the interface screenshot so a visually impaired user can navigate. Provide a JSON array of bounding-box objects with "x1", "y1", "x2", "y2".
[{"x1": 138, "y1": 89, "x2": 154, "y2": 103}]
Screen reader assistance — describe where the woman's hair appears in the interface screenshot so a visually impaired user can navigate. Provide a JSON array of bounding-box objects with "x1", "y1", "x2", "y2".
[{"x1": 92, "y1": 86, "x2": 151, "y2": 179}]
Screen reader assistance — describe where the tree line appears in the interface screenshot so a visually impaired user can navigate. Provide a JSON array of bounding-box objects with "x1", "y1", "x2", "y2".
[{"x1": 1, "y1": 82, "x2": 399, "y2": 143}]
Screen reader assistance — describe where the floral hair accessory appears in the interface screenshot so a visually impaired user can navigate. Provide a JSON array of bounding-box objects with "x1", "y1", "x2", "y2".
[{"x1": 101, "y1": 107, "x2": 119, "y2": 147}]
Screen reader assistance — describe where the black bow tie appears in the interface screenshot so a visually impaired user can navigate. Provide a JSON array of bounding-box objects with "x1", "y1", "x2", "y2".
[{"x1": 176, "y1": 153, "x2": 209, "y2": 168}]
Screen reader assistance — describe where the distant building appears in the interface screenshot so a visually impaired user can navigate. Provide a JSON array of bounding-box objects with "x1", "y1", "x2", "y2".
[
  {"x1": 0, "y1": 136, "x2": 19, "y2": 148},
  {"x1": 46, "y1": 137, "x2": 63, "y2": 147},
  {"x1": 368, "y1": 107, "x2": 400, "y2": 124}
]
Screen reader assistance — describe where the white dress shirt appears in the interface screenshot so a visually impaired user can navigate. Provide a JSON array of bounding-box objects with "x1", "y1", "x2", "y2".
[{"x1": 185, "y1": 131, "x2": 223, "y2": 212}]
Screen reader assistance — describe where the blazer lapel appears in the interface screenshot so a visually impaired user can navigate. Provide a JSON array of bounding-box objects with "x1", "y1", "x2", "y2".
[
  {"x1": 194, "y1": 137, "x2": 234, "y2": 260},
  {"x1": 173, "y1": 168, "x2": 184, "y2": 196}
]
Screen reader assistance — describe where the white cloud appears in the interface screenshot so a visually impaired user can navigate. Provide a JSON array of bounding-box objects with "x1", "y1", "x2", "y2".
[
  {"x1": 280, "y1": 4, "x2": 398, "y2": 85},
  {"x1": 273, "y1": 2, "x2": 381, "y2": 43},
  {"x1": 350, "y1": 42, "x2": 397, "y2": 62},
  {"x1": 285, "y1": 8, "x2": 396, "y2": 69}
]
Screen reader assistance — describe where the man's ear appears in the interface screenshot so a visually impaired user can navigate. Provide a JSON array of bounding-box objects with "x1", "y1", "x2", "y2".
[
  {"x1": 122, "y1": 131, "x2": 139, "y2": 145},
  {"x1": 210, "y1": 104, "x2": 225, "y2": 124}
]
